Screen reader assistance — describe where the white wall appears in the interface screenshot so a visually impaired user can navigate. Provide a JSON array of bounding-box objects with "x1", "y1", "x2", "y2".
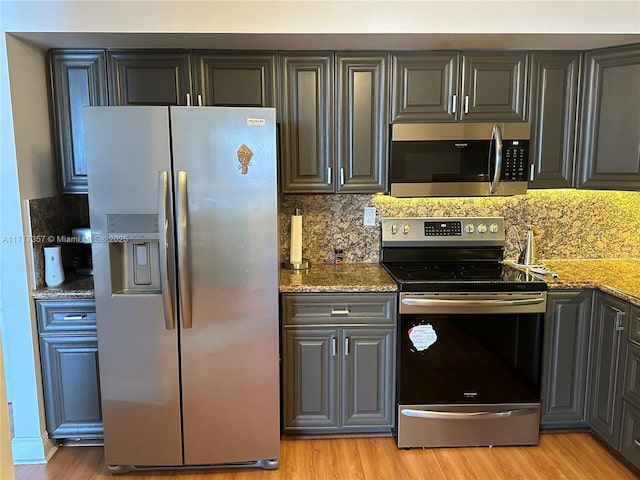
[{"x1": 0, "y1": 0, "x2": 639, "y2": 465}]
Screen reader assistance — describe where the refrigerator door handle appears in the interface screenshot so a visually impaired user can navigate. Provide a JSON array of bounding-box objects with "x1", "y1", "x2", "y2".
[
  {"x1": 158, "y1": 170, "x2": 176, "y2": 330},
  {"x1": 176, "y1": 170, "x2": 193, "y2": 329}
]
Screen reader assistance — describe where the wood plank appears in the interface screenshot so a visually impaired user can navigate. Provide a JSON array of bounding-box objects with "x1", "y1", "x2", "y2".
[{"x1": 14, "y1": 433, "x2": 637, "y2": 480}]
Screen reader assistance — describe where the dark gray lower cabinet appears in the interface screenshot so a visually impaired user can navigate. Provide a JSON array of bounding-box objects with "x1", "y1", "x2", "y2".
[
  {"x1": 281, "y1": 293, "x2": 396, "y2": 434},
  {"x1": 541, "y1": 290, "x2": 592, "y2": 428},
  {"x1": 588, "y1": 292, "x2": 629, "y2": 448},
  {"x1": 620, "y1": 305, "x2": 640, "y2": 469},
  {"x1": 36, "y1": 299, "x2": 102, "y2": 440}
]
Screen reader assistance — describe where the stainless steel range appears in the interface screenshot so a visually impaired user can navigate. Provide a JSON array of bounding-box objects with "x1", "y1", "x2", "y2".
[{"x1": 380, "y1": 217, "x2": 547, "y2": 449}]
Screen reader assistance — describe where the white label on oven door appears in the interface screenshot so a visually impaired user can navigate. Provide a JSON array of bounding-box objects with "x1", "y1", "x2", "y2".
[{"x1": 408, "y1": 324, "x2": 437, "y2": 351}]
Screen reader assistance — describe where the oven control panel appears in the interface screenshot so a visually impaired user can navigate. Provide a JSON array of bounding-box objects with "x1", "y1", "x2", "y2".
[{"x1": 381, "y1": 217, "x2": 505, "y2": 247}]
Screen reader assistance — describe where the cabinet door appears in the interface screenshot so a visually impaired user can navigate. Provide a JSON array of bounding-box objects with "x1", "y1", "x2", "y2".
[
  {"x1": 336, "y1": 53, "x2": 389, "y2": 193},
  {"x1": 282, "y1": 328, "x2": 340, "y2": 432},
  {"x1": 341, "y1": 327, "x2": 395, "y2": 430},
  {"x1": 528, "y1": 52, "x2": 580, "y2": 189},
  {"x1": 279, "y1": 53, "x2": 334, "y2": 193},
  {"x1": 577, "y1": 44, "x2": 640, "y2": 190},
  {"x1": 390, "y1": 52, "x2": 458, "y2": 122},
  {"x1": 107, "y1": 50, "x2": 192, "y2": 106},
  {"x1": 39, "y1": 335, "x2": 102, "y2": 439},
  {"x1": 540, "y1": 290, "x2": 592, "y2": 428},
  {"x1": 459, "y1": 52, "x2": 528, "y2": 122},
  {"x1": 49, "y1": 50, "x2": 108, "y2": 194},
  {"x1": 588, "y1": 292, "x2": 629, "y2": 448},
  {"x1": 192, "y1": 51, "x2": 276, "y2": 108}
]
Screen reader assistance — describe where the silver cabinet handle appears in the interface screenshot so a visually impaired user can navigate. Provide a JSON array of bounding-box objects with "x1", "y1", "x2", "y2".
[
  {"x1": 340, "y1": 167, "x2": 345, "y2": 186},
  {"x1": 331, "y1": 308, "x2": 350, "y2": 316},
  {"x1": 489, "y1": 123, "x2": 503, "y2": 194},
  {"x1": 344, "y1": 337, "x2": 350, "y2": 356},
  {"x1": 451, "y1": 94, "x2": 457, "y2": 113},
  {"x1": 401, "y1": 407, "x2": 538, "y2": 420},
  {"x1": 197, "y1": 94, "x2": 203, "y2": 107},
  {"x1": 634, "y1": 439, "x2": 640, "y2": 448},
  {"x1": 63, "y1": 314, "x2": 87, "y2": 321},
  {"x1": 327, "y1": 166, "x2": 332, "y2": 185},
  {"x1": 402, "y1": 297, "x2": 545, "y2": 307},
  {"x1": 615, "y1": 310, "x2": 626, "y2": 332},
  {"x1": 158, "y1": 170, "x2": 176, "y2": 331},
  {"x1": 464, "y1": 95, "x2": 469, "y2": 114},
  {"x1": 331, "y1": 337, "x2": 337, "y2": 356},
  {"x1": 176, "y1": 170, "x2": 192, "y2": 329}
]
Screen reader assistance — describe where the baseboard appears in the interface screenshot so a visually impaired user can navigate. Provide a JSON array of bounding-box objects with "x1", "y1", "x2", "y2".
[{"x1": 11, "y1": 433, "x2": 57, "y2": 464}]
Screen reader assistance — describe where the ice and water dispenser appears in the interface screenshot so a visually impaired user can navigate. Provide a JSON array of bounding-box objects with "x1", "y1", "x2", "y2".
[{"x1": 107, "y1": 214, "x2": 161, "y2": 294}]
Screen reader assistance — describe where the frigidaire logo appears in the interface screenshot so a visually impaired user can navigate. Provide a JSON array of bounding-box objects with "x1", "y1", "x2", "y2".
[
  {"x1": 464, "y1": 391, "x2": 478, "y2": 398},
  {"x1": 454, "y1": 143, "x2": 468, "y2": 148}
]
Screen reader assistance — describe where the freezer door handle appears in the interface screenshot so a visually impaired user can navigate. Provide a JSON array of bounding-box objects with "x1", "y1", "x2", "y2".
[
  {"x1": 158, "y1": 170, "x2": 176, "y2": 330},
  {"x1": 400, "y1": 407, "x2": 539, "y2": 420},
  {"x1": 176, "y1": 170, "x2": 193, "y2": 329}
]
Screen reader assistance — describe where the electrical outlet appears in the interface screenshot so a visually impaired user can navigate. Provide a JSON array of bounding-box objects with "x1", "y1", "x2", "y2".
[{"x1": 363, "y1": 207, "x2": 376, "y2": 226}]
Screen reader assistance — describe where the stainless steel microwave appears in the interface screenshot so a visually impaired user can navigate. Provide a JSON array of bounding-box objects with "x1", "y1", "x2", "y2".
[{"x1": 389, "y1": 122, "x2": 531, "y2": 197}]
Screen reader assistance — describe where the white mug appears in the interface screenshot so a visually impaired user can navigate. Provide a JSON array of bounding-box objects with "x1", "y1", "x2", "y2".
[{"x1": 44, "y1": 245, "x2": 65, "y2": 287}]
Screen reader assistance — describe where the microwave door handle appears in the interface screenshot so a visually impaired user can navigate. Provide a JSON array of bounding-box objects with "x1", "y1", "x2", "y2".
[{"x1": 489, "y1": 124, "x2": 503, "y2": 194}]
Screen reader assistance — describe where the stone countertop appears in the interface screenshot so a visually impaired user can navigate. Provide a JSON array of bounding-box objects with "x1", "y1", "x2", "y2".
[
  {"x1": 522, "y1": 258, "x2": 640, "y2": 307},
  {"x1": 280, "y1": 263, "x2": 397, "y2": 293},
  {"x1": 32, "y1": 275, "x2": 95, "y2": 300}
]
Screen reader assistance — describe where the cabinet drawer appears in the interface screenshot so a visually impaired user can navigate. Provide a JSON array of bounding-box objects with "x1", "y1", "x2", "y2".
[
  {"x1": 36, "y1": 299, "x2": 96, "y2": 333},
  {"x1": 282, "y1": 293, "x2": 396, "y2": 326},
  {"x1": 620, "y1": 401, "x2": 640, "y2": 469}
]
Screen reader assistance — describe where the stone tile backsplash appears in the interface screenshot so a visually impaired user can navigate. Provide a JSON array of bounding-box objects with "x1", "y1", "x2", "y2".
[{"x1": 280, "y1": 189, "x2": 640, "y2": 264}]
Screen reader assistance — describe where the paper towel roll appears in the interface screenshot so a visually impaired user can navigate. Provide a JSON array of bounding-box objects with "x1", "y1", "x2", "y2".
[{"x1": 290, "y1": 214, "x2": 303, "y2": 264}]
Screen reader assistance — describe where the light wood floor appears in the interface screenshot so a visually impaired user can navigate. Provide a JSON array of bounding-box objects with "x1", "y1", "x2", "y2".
[{"x1": 14, "y1": 433, "x2": 637, "y2": 480}]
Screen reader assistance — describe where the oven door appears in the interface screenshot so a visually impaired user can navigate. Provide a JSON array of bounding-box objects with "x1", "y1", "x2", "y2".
[{"x1": 398, "y1": 311, "x2": 543, "y2": 405}]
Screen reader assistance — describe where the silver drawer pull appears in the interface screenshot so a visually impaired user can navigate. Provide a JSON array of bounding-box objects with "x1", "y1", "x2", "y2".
[
  {"x1": 330, "y1": 308, "x2": 350, "y2": 316},
  {"x1": 401, "y1": 407, "x2": 538, "y2": 420},
  {"x1": 63, "y1": 314, "x2": 88, "y2": 321}
]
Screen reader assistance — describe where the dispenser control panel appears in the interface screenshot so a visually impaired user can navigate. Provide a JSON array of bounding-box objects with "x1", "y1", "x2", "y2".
[{"x1": 107, "y1": 214, "x2": 159, "y2": 240}]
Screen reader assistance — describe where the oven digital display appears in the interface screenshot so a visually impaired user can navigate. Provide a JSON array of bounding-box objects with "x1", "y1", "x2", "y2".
[{"x1": 424, "y1": 221, "x2": 462, "y2": 236}]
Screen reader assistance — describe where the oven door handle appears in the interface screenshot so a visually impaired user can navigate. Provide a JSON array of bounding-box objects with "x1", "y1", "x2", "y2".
[
  {"x1": 400, "y1": 408, "x2": 538, "y2": 420},
  {"x1": 401, "y1": 297, "x2": 546, "y2": 307}
]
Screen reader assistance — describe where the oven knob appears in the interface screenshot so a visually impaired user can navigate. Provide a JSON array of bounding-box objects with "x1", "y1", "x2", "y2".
[
  {"x1": 477, "y1": 223, "x2": 487, "y2": 233},
  {"x1": 401, "y1": 224, "x2": 411, "y2": 235},
  {"x1": 489, "y1": 223, "x2": 499, "y2": 233},
  {"x1": 389, "y1": 224, "x2": 398, "y2": 235},
  {"x1": 465, "y1": 224, "x2": 475, "y2": 234}
]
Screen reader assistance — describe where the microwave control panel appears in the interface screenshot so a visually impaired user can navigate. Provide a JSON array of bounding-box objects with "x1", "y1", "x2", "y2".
[{"x1": 501, "y1": 141, "x2": 529, "y2": 181}]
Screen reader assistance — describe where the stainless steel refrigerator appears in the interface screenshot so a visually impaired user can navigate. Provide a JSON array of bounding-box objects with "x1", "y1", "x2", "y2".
[{"x1": 84, "y1": 106, "x2": 280, "y2": 473}]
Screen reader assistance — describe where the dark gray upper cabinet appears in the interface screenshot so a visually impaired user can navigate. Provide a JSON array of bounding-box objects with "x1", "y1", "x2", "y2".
[
  {"x1": 280, "y1": 52, "x2": 390, "y2": 193},
  {"x1": 278, "y1": 52, "x2": 335, "y2": 193},
  {"x1": 588, "y1": 292, "x2": 629, "y2": 449},
  {"x1": 336, "y1": 53, "x2": 389, "y2": 193},
  {"x1": 390, "y1": 52, "x2": 459, "y2": 122},
  {"x1": 577, "y1": 44, "x2": 640, "y2": 190},
  {"x1": 107, "y1": 50, "x2": 192, "y2": 106},
  {"x1": 541, "y1": 290, "x2": 592, "y2": 429},
  {"x1": 528, "y1": 52, "x2": 581, "y2": 189},
  {"x1": 48, "y1": 50, "x2": 108, "y2": 194},
  {"x1": 192, "y1": 51, "x2": 276, "y2": 109},
  {"x1": 391, "y1": 51, "x2": 527, "y2": 123},
  {"x1": 460, "y1": 52, "x2": 528, "y2": 122}
]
